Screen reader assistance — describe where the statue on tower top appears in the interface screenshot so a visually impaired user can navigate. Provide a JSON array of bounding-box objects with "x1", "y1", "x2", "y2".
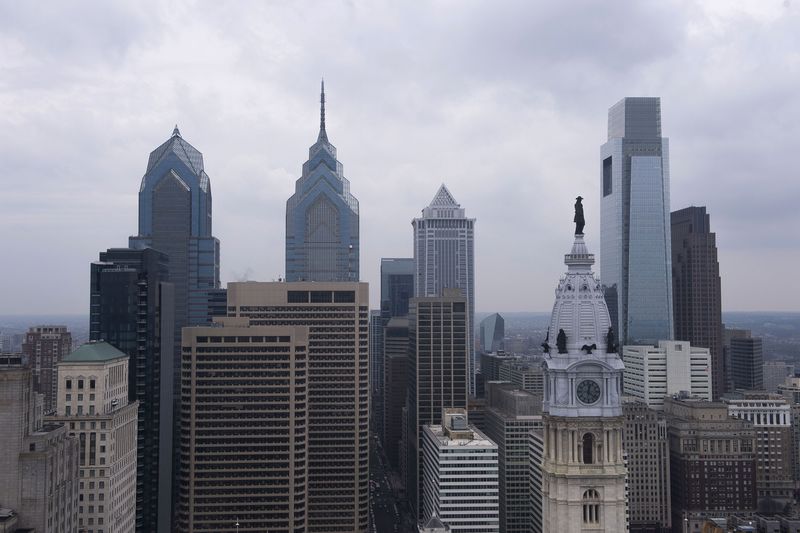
[{"x1": 574, "y1": 196, "x2": 585, "y2": 235}]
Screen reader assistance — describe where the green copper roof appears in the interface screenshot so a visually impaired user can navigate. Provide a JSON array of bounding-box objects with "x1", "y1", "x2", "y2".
[{"x1": 63, "y1": 342, "x2": 127, "y2": 363}]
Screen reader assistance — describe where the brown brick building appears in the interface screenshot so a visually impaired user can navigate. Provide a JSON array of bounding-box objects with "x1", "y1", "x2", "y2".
[
  {"x1": 21, "y1": 325, "x2": 72, "y2": 412},
  {"x1": 664, "y1": 396, "x2": 757, "y2": 532}
]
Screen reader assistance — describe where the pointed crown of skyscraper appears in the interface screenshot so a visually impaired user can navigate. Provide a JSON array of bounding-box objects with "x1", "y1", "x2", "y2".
[
  {"x1": 429, "y1": 184, "x2": 460, "y2": 207},
  {"x1": 172, "y1": 124, "x2": 181, "y2": 137},
  {"x1": 317, "y1": 78, "x2": 328, "y2": 143}
]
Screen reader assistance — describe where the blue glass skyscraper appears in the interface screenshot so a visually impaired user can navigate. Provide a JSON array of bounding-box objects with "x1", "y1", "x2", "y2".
[
  {"x1": 600, "y1": 97, "x2": 674, "y2": 345},
  {"x1": 130, "y1": 126, "x2": 221, "y2": 328},
  {"x1": 286, "y1": 81, "x2": 360, "y2": 282}
]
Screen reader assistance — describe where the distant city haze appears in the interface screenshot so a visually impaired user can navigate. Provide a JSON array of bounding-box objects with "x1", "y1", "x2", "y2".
[{"x1": 1, "y1": 2, "x2": 799, "y2": 314}]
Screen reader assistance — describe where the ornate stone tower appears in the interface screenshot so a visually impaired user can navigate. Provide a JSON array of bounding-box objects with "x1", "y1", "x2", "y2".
[{"x1": 541, "y1": 207, "x2": 628, "y2": 532}]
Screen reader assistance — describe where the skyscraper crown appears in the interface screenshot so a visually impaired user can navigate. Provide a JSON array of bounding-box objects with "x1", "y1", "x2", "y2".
[{"x1": 145, "y1": 126, "x2": 204, "y2": 176}]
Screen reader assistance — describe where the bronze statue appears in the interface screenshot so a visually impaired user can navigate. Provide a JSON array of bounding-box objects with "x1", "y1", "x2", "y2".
[
  {"x1": 581, "y1": 343, "x2": 597, "y2": 354},
  {"x1": 556, "y1": 328, "x2": 567, "y2": 354},
  {"x1": 606, "y1": 327, "x2": 617, "y2": 353},
  {"x1": 574, "y1": 196, "x2": 585, "y2": 235}
]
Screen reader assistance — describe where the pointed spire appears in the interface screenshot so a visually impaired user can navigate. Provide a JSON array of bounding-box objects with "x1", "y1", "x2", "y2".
[
  {"x1": 172, "y1": 124, "x2": 181, "y2": 137},
  {"x1": 317, "y1": 78, "x2": 328, "y2": 143}
]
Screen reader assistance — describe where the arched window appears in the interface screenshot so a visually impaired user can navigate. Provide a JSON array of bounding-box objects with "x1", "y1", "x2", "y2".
[
  {"x1": 582, "y1": 433, "x2": 594, "y2": 464},
  {"x1": 582, "y1": 489, "x2": 600, "y2": 524}
]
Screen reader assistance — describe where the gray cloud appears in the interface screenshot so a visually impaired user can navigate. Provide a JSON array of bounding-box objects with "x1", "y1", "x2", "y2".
[{"x1": 0, "y1": 0, "x2": 798, "y2": 315}]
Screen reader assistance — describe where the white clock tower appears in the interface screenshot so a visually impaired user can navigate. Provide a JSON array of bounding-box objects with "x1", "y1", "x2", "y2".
[{"x1": 540, "y1": 218, "x2": 628, "y2": 532}]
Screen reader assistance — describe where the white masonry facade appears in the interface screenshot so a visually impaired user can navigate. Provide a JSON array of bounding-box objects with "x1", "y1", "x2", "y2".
[{"x1": 540, "y1": 230, "x2": 628, "y2": 532}]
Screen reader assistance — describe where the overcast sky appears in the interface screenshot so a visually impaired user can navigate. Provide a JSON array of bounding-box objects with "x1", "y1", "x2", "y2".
[{"x1": 1, "y1": 0, "x2": 798, "y2": 315}]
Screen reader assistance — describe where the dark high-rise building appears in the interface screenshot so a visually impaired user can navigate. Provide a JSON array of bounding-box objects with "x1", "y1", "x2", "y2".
[
  {"x1": 380, "y1": 258, "x2": 414, "y2": 322},
  {"x1": 21, "y1": 325, "x2": 72, "y2": 412},
  {"x1": 285, "y1": 81, "x2": 360, "y2": 282},
  {"x1": 383, "y1": 317, "x2": 409, "y2": 469},
  {"x1": 479, "y1": 313, "x2": 505, "y2": 354},
  {"x1": 226, "y1": 282, "x2": 370, "y2": 533},
  {"x1": 601, "y1": 97, "x2": 674, "y2": 345},
  {"x1": 375, "y1": 259, "x2": 413, "y2": 443},
  {"x1": 731, "y1": 336, "x2": 764, "y2": 391},
  {"x1": 90, "y1": 247, "x2": 175, "y2": 533},
  {"x1": 405, "y1": 289, "x2": 469, "y2": 519},
  {"x1": 179, "y1": 319, "x2": 309, "y2": 533},
  {"x1": 671, "y1": 206, "x2": 724, "y2": 399}
]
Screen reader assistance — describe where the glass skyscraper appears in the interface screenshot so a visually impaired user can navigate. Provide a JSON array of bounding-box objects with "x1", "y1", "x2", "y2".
[
  {"x1": 285, "y1": 81, "x2": 360, "y2": 282},
  {"x1": 413, "y1": 185, "x2": 475, "y2": 392},
  {"x1": 600, "y1": 97, "x2": 674, "y2": 345},
  {"x1": 380, "y1": 257, "x2": 414, "y2": 323},
  {"x1": 129, "y1": 126, "x2": 221, "y2": 329}
]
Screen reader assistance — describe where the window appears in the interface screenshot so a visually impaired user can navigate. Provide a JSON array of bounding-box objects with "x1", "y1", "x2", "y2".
[
  {"x1": 90, "y1": 379, "x2": 96, "y2": 389},
  {"x1": 66, "y1": 394, "x2": 71, "y2": 401},
  {"x1": 66, "y1": 379, "x2": 72, "y2": 390},
  {"x1": 583, "y1": 489, "x2": 601, "y2": 524},
  {"x1": 583, "y1": 433, "x2": 595, "y2": 464},
  {"x1": 602, "y1": 157, "x2": 612, "y2": 196},
  {"x1": 78, "y1": 379, "x2": 84, "y2": 389}
]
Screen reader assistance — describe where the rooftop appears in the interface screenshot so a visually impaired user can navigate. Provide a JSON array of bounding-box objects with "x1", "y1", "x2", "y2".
[{"x1": 63, "y1": 341, "x2": 127, "y2": 363}]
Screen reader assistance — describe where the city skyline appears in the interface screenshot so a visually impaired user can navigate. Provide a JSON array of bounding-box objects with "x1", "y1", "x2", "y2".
[{"x1": 2, "y1": 2, "x2": 800, "y2": 315}]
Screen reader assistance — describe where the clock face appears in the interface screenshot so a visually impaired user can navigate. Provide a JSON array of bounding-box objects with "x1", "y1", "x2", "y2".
[{"x1": 577, "y1": 380, "x2": 601, "y2": 404}]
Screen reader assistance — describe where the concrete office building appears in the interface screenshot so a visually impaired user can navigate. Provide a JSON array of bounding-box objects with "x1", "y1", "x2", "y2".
[
  {"x1": 285, "y1": 82, "x2": 360, "y2": 283},
  {"x1": 671, "y1": 206, "x2": 724, "y2": 399},
  {"x1": 90, "y1": 247, "x2": 175, "y2": 532},
  {"x1": 540, "y1": 231, "x2": 628, "y2": 533},
  {"x1": 479, "y1": 313, "x2": 505, "y2": 354},
  {"x1": 622, "y1": 398, "x2": 671, "y2": 533},
  {"x1": 623, "y1": 340, "x2": 712, "y2": 409},
  {"x1": 21, "y1": 325, "x2": 72, "y2": 413},
  {"x1": 0, "y1": 361, "x2": 79, "y2": 533},
  {"x1": 725, "y1": 392, "x2": 794, "y2": 513},
  {"x1": 422, "y1": 409, "x2": 499, "y2": 532},
  {"x1": 480, "y1": 352, "x2": 516, "y2": 385},
  {"x1": 48, "y1": 342, "x2": 139, "y2": 533},
  {"x1": 483, "y1": 383, "x2": 542, "y2": 533},
  {"x1": 762, "y1": 361, "x2": 794, "y2": 393},
  {"x1": 179, "y1": 319, "x2": 309, "y2": 533},
  {"x1": 664, "y1": 396, "x2": 757, "y2": 531},
  {"x1": 383, "y1": 317, "x2": 410, "y2": 469},
  {"x1": 601, "y1": 97, "x2": 674, "y2": 345},
  {"x1": 528, "y1": 429, "x2": 545, "y2": 533},
  {"x1": 370, "y1": 309, "x2": 384, "y2": 435},
  {"x1": 778, "y1": 378, "x2": 800, "y2": 488},
  {"x1": 498, "y1": 359, "x2": 544, "y2": 399},
  {"x1": 731, "y1": 337, "x2": 764, "y2": 391},
  {"x1": 405, "y1": 290, "x2": 469, "y2": 519},
  {"x1": 413, "y1": 184, "x2": 476, "y2": 394},
  {"x1": 225, "y1": 282, "x2": 369, "y2": 533}
]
